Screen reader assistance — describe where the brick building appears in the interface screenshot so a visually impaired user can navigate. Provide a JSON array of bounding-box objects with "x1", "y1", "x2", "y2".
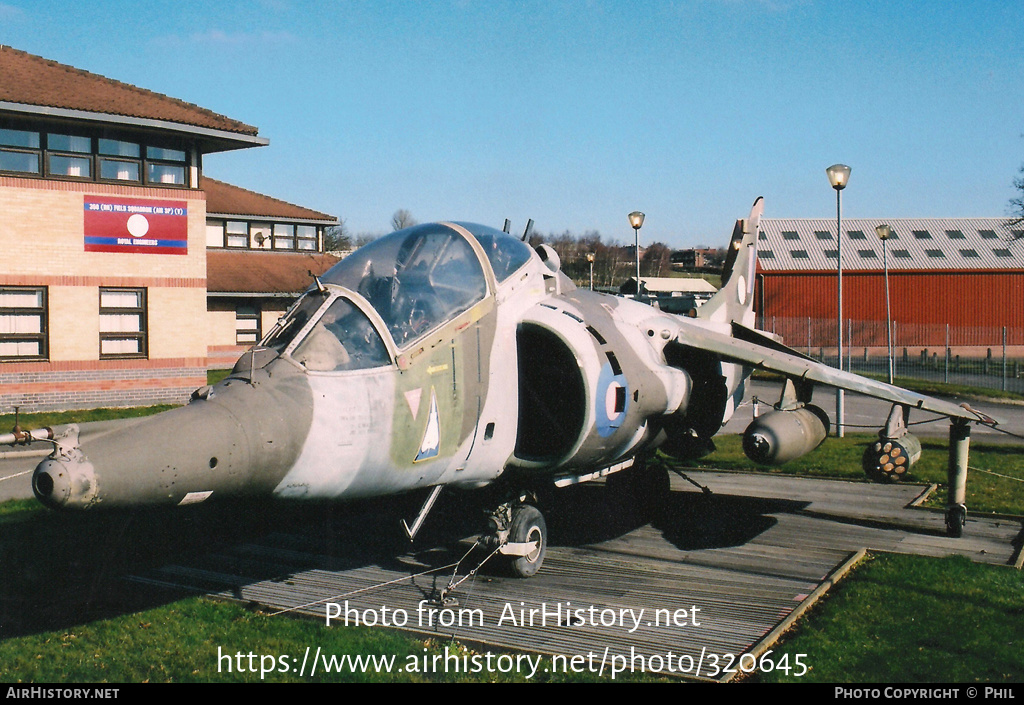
[
  {"x1": 0, "y1": 47, "x2": 337, "y2": 411},
  {"x1": 203, "y1": 178, "x2": 339, "y2": 369}
]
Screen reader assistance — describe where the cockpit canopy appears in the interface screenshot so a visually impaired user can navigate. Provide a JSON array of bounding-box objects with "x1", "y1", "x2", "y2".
[
  {"x1": 321, "y1": 223, "x2": 487, "y2": 346},
  {"x1": 261, "y1": 223, "x2": 535, "y2": 371}
]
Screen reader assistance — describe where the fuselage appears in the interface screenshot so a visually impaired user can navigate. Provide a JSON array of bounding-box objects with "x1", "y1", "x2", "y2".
[{"x1": 31, "y1": 222, "x2": 748, "y2": 510}]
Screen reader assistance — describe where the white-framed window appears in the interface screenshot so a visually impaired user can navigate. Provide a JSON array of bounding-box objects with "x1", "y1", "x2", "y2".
[
  {"x1": 206, "y1": 219, "x2": 323, "y2": 252},
  {"x1": 99, "y1": 288, "x2": 147, "y2": 359},
  {"x1": 226, "y1": 220, "x2": 249, "y2": 248},
  {"x1": 273, "y1": 223, "x2": 295, "y2": 250},
  {"x1": 297, "y1": 225, "x2": 318, "y2": 251},
  {"x1": 0, "y1": 287, "x2": 47, "y2": 361}
]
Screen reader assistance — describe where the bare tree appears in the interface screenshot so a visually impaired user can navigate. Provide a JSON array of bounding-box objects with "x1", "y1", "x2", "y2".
[
  {"x1": 391, "y1": 209, "x2": 417, "y2": 231},
  {"x1": 353, "y1": 232, "x2": 379, "y2": 248},
  {"x1": 641, "y1": 242, "x2": 672, "y2": 278},
  {"x1": 323, "y1": 219, "x2": 351, "y2": 252},
  {"x1": 1010, "y1": 163, "x2": 1024, "y2": 229}
]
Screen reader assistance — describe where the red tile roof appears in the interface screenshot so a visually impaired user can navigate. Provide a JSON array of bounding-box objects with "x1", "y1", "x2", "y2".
[
  {"x1": 0, "y1": 46, "x2": 258, "y2": 136},
  {"x1": 207, "y1": 250, "x2": 340, "y2": 295},
  {"x1": 203, "y1": 177, "x2": 336, "y2": 222}
]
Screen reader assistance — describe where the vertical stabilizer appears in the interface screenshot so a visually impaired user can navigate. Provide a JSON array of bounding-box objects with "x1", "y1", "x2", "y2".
[{"x1": 697, "y1": 197, "x2": 762, "y2": 328}]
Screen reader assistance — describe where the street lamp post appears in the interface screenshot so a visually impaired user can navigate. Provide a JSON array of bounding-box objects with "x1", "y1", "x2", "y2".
[
  {"x1": 629, "y1": 211, "x2": 645, "y2": 298},
  {"x1": 826, "y1": 164, "x2": 851, "y2": 437},
  {"x1": 586, "y1": 252, "x2": 595, "y2": 290},
  {"x1": 876, "y1": 223, "x2": 894, "y2": 385}
]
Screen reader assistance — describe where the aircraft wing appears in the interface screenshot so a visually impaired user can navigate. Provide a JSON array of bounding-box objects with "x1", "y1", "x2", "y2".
[{"x1": 672, "y1": 321, "x2": 1001, "y2": 426}]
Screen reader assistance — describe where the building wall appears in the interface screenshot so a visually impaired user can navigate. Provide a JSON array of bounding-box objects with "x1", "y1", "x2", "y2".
[
  {"x1": 757, "y1": 270, "x2": 1024, "y2": 345},
  {"x1": 0, "y1": 177, "x2": 208, "y2": 411},
  {"x1": 206, "y1": 298, "x2": 293, "y2": 370}
]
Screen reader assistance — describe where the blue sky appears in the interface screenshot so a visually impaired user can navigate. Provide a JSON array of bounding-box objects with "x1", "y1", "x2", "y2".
[{"x1": 2, "y1": 0, "x2": 1022, "y2": 247}]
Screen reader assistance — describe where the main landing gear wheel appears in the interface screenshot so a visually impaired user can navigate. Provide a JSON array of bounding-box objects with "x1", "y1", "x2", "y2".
[
  {"x1": 945, "y1": 504, "x2": 966, "y2": 538},
  {"x1": 508, "y1": 505, "x2": 547, "y2": 578}
]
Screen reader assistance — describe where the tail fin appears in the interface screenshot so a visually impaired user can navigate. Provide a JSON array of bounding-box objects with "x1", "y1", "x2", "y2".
[{"x1": 697, "y1": 197, "x2": 763, "y2": 328}]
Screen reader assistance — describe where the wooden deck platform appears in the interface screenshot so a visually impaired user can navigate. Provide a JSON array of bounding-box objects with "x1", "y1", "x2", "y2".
[{"x1": 131, "y1": 472, "x2": 1022, "y2": 681}]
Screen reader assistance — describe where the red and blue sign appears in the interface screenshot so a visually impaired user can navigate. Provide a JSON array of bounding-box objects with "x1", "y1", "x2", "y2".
[{"x1": 84, "y1": 196, "x2": 188, "y2": 255}]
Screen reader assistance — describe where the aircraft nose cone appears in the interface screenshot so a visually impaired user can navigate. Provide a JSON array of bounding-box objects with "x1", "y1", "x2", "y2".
[{"x1": 32, "y1": 458, "x2": 73, "y2": 508}]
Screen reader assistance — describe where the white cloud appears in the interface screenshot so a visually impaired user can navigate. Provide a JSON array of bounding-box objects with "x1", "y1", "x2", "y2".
[
  {"x1": 0, "y1": 3, "x2": 25, "y2": 21},
  {"x1": 152, "y1": 28, "x2": 296, "y2": 48},
  {"x1": 188, "y1": 29, "x2": 296, "y2": 45}
]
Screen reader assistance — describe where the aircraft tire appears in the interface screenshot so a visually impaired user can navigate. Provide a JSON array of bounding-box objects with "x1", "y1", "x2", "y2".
[{"x1": 508, "y1": 505, "x2": 547, "y2": 578}]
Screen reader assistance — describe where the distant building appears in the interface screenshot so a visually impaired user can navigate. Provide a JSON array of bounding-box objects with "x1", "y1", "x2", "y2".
[
  {"x1": 619, "y1": 276, "x2": 718, "y2": 297},
  {"x1": 755, "y1": 218, "x2": 1024, "y2": 343},
  {"x1": 0, "y1": 47, "x2": 336, "y2": 410},
  {"x1": 618, "y1": 276, "x2": 717, "y2": 315},
  {"x1": 671, "y1": 247, "x2": 725, "y2": 271}
]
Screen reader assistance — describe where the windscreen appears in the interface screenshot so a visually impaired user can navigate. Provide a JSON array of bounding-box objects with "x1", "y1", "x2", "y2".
[
  {"x1": 262, "y1": 293, "x2": 325, "y2": 353},
  {"x1": 291, "y1": 297, "x2": 391, "y2": 371},
  {"x1": 320, "y1": 224, "x2": 487, "y2": 347},
  {"x1": 455, "y1": 223, "x2": 535, "y2": 283}
]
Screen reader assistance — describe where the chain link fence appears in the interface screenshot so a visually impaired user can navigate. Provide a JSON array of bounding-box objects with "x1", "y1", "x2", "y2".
[{"x1": 756, "y1": 316, "x2": 1024, "y2": 394}]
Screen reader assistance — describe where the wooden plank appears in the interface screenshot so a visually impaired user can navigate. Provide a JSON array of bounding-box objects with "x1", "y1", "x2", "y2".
[{"x1": 130, "y1": 471, "x2": 1020, "y2": 681}]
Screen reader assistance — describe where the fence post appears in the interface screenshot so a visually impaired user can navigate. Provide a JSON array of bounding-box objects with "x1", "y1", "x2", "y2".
[
  {"x1": 944, "y1": 323, "x2": 949, "y2": 384},
  {"x1": 847, "y1": 318, "x2": 852, "y2": 372},
  {"x1": 893, "y1": 320, "x2": 898, "y2": 379},
  {"x1": 1003, "y1": 326, "x2": 1007, "y2": 392}
]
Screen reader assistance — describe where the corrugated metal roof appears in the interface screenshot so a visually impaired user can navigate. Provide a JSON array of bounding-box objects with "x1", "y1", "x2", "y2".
[{"x1": 758, "y1": 218, "x2": 1024, "y2": 272}]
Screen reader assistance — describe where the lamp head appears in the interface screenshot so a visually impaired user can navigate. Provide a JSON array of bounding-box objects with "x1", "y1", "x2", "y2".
[
  {"x1": 628, "y1": 211, "x2": 645, "y2": 230},
  {"x1": 826, "y1": 164, "x2": 851, "y2": 191},
  {"x1": 875, "y1": 223, "x2": 892, "y2": 241}
]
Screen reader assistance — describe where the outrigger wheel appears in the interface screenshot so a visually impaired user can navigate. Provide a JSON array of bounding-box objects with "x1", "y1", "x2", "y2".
[{"x1": 507, "y1": 505, "x2": 547, "y2": 578}]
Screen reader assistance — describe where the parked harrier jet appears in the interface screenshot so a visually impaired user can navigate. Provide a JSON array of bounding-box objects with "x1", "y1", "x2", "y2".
[{"x1": 5, "y1": 198, "x2": 998, "y2": 578}]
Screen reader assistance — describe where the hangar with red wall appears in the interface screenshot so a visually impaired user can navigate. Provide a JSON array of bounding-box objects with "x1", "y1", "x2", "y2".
[{"x1": 755, "y1": 218, "x2": 1024, "y2": 348}]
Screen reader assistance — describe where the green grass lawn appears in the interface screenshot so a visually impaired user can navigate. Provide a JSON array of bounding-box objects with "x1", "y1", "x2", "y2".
[
  {"x1": 677, "y1": 434, "x2": 1024, "y2": 517},
  {"x1": 0, "y1": 596, "x2": 671, "y2": 683},
  {"x1": 0, "y1": 598, "x2": 566, "y2": 683},
  {"x1": 754, "y1": 553, "x2": 1024, "y2": 683},
  {"x1": 752, "y1": 369, "x2": 1024, "y2": 403}
]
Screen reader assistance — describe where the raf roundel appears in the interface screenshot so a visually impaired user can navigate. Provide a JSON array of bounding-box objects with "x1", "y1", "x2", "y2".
[{"x1": 595, "y1": 361, "x2": 629, "y2": 438}]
